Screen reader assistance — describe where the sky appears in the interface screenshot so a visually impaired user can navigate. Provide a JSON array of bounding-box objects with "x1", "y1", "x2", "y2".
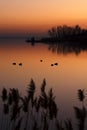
[{"x1": 0, "y1": 0, "x2": 87, "y2": 36}]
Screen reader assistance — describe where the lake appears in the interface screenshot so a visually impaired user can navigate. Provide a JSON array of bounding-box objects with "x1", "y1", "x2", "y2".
[{"x1": 0, "y1": 38, "x2": 87, "y2": 129}]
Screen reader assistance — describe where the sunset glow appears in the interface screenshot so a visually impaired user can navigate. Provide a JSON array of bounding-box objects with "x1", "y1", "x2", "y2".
[{"x1": 0, "y1": 0, "x2": 87, "y2": 35}]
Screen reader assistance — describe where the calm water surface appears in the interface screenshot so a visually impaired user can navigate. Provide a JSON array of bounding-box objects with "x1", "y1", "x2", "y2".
[{"x1": 0, "y1": 39, "x2": 87, "y2": 122}]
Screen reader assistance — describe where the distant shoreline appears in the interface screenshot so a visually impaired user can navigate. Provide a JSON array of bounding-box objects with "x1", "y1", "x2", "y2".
[
  {"x1": 26, "y1": 25, "x2": 87, "y2": 44},
  {"x1": 26, "y1": 33, "x2": 87, "y2": 44}
]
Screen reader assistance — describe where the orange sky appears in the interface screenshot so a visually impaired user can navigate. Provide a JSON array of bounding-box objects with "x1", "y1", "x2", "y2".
[{"x1": 0, "y1": 0, "x2": 87, "y2": 35}]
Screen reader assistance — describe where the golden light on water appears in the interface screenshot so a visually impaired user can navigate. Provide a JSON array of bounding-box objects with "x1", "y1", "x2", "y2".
[{"x1": 0, "y1": 41, "x2": 87, "y2": 120}]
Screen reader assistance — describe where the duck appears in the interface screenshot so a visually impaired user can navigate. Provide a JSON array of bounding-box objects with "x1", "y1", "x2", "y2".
[
  {"x1": 19, "y1": 63, "x2": 22, "y2": 66},
  {"x1": 40, "y1": 60, "x2": 43, "y2": 62},
  {"x1": 54, "y1": 63, "x2": 58, "y2": 66},
  {"x1": 51, "y1": 64, "x2": 54, "y2": 66},
  {"x1": 12, "y1": 62, "x2": 16, "y2": 65}
]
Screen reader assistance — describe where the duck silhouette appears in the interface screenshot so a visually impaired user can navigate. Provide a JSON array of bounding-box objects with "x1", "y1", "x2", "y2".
[
  {"x1": 51, "y1": 64, "x2": 54, "y2": 66},
  {"x1": 40, "y1": 60, "x2": 43, "y2": 62},
  {"x1": 19, "y1": 63, "x2": 22, "y2": 66},
  {"x1": 12, "y1": 62, "x2": 16, "y2": 65},
  {"x1": 54, "y1": 63, "x2": 58, "y2": 66}
]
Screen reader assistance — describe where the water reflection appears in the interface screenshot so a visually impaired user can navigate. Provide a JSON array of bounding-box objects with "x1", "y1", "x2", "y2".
[
  {"x1": 48, "y1": 42, "x2": 87, "y2": 55},
  {"x1": 0, "y1": 39, "x2": 87, "y2": 126}
]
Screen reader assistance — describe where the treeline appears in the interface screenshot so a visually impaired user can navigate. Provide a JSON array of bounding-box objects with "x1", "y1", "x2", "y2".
[
  {"x1": 48, "y1": 25, "x2": 87, "y2": 40},
  {"x1": 1, "y1": 79, "x2": 87, "y2": 130},
  {"x1": 26, "y1": 25, "x2": 87, "y2": 43}
]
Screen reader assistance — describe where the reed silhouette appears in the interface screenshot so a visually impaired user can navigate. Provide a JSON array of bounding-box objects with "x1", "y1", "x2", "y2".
[
  {"x1": 1, "y1": 80, "x2": 87, "y2": 130},
  {"x1": 74, "y1": 89, "x2": 86, "y2": 130}
]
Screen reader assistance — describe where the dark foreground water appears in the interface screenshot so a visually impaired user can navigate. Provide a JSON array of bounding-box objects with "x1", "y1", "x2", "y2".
[{"x1": 0, "y1": 38, "x2": 87, "y2": 130}]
